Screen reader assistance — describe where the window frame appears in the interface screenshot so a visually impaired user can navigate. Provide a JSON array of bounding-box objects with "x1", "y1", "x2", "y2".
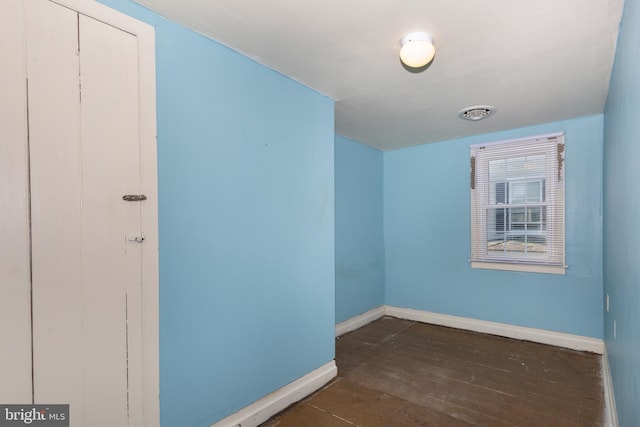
[{"x1": 470, "y1": 133, "x2": 566, "y2": 275}]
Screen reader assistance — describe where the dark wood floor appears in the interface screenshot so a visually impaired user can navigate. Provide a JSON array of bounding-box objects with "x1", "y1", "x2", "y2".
[{"x1": 261, "y1": 317, "x2": 604, "y2": 427}]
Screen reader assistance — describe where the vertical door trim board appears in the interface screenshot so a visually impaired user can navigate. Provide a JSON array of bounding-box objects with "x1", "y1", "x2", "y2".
[{"x1": 47, "y1": 0, "x2": 159, "y2": 424}]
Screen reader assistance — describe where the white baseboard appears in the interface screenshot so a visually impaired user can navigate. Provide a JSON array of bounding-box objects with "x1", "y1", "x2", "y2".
[
  {"x1": 209, "y1": 306, "x2": 608, "y2": 427},
  {"x1": 602, "y1": 349, "x2": 619, "y2": 427},
  {"x1": 209, "y1": 360, "x2": 337, "y2": 427},
  {"x1": 335, "y1": 306, "x2": 386, "y2": 337},
  {"x1": 384, "y1": 305, "x2": 605, "y2": 354},
  {"x1": 334, "y1": 305, "x2": 605, "y2": 353}
]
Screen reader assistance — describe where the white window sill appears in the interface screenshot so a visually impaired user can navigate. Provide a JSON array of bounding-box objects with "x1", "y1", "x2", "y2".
[{"x1": 471, "y1": 261, "x2": 566, "y2": 275}]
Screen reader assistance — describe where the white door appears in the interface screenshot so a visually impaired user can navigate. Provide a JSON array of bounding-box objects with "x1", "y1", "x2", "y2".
[{"x1": 1, "y1": 0, "x2": 159, "y2": 425}]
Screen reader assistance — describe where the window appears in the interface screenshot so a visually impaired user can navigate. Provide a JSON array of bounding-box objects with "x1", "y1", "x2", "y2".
[{"x1": 470, "y1": 133, "x2": 565, "y2": 274}]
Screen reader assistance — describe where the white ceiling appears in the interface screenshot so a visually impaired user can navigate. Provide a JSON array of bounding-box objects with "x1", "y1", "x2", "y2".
[{"x1": 133, "y1": 0, "x2": 624, "y2": 151}]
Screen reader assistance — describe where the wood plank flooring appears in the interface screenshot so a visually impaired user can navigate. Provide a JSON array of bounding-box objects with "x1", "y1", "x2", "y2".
[{"x1": 260, "y1": 317, "x2": 604, "y2": 426}]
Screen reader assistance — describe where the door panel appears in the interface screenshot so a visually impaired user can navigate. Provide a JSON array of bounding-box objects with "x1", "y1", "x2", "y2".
[
  {"x1": 27, "y1": 1, "x2": 142, "y2": 425},
  {"x1": 77, "y1": 14, "x2": 141, "y2": 425},
  {"x1": 26, "y1": 0, "x2": 85, "y2": 418},
  {"x1": 0, "y1": 0, "x2": 33, "y2": 403}
]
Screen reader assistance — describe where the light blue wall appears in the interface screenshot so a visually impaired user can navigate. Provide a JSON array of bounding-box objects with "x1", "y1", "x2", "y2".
[
  {"x1": 335, "y1": 135, "x2": 385, "y2": 323},
  {"x1": 603, "y1": 0, "x2": 640, "y2": 424},
  {"x1": 96, "y1": 2, "x2": 335, "y2": 426},
  {"x1": 384, "y1": 115, "x2": 604, "y2": 338}
]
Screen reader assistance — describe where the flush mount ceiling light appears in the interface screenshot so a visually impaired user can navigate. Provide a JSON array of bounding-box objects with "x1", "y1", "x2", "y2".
[
  {"x1": 458, "y1": 105, "x2": 497, "y2": 121},
  {"x1": 399, "y1": 32, "x2": 435, "y2": 68}
]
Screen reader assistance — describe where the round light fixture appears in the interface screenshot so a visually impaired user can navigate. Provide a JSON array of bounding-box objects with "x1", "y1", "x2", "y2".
[{"x1": 399, "y1": 32, "x2": 435, "y2": 68}]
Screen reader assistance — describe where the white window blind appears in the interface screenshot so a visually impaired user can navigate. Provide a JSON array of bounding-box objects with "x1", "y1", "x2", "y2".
[{"x1": 470, "y1": 133, "x2": 565, "y2": 273}]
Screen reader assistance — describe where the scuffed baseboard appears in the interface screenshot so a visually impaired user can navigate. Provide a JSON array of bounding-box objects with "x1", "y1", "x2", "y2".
[
  {"x1": 213, "y1": 305, "x2": 609, "y2": 427},
  {"x1": 209, "y1": 360, "x2": 337, "y2": 427},
  {"x1": 385, "y1": 305, "x2": 604, "y2": 354},
  {"x1": 335, "y1": 305, "x2": 604, "y2": 354},
  {"x1": 335, "y1": 306, "x2": 386, "y2": 337}
]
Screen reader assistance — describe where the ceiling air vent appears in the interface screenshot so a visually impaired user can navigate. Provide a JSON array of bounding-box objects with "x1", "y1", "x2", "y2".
[{"x1": 458, "y1": 105, "x2": 496, "y2": 121}]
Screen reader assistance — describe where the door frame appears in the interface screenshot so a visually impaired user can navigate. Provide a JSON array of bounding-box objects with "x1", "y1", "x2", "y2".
[{"x1": 49, "y1": 0, "x2": 159, "y2": 424}]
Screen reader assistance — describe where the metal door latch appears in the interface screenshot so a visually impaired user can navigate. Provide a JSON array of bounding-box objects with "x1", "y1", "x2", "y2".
[
  {"x1": 123, "y1": 194, "x2": 147, "y2": 202},
  {"x1": 127, "y1": 236, "x2": 146, "y2": 243}
]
